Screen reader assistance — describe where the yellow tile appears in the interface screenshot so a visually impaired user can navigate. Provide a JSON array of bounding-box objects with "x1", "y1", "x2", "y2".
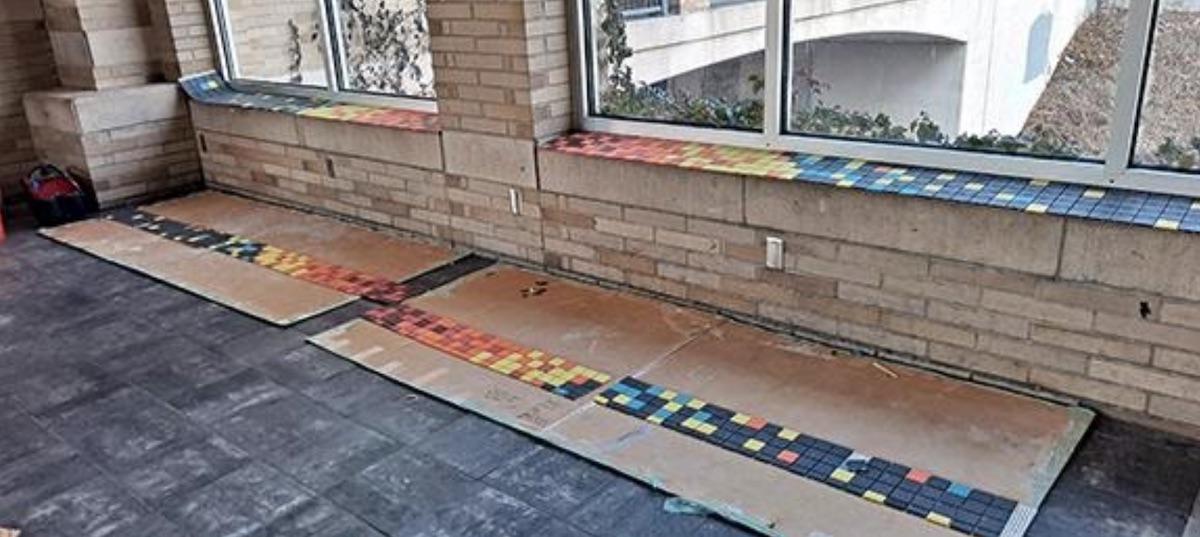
[
  {"x1": 831, "y1": 469, "x2": 855, "y2": 483},
  {"x1": 1030, "y1": 179, "x2": 1051, "y2": 187},
  {"x1": 594, "y1": 373, "x2": 612, "y2": 384},
  {"x1": 1084, "y1": 188, "x2": 1106, "y2": 199},
  {"x1": 685, "y1": 399, "x2": 706, "y2": 409},
  {"x1": 613, "y1": 394, "x2": 632, "y2": 405},
  {"x1": 743, "y1": 439, "x2": 765, "y2": 451},
  {"x1": 778, "y1": 428, "x2": 799, "y2": 441},
  {"x1": 698, "y1": 423, "x2": 717, "y2": 435},
  {"x1": 664, "y1": 402, "x2": 682, "y2": 412},
  {"x1": 926, "y1": 513, "x2": 951, "y2": 527},
  {"x1": 964, "y1": 183, "x2": 984, "y2": 191},
  {"x1": 1025, "y1": 203, "x2": 1049, "y2": 214},
  {"x1": 647, "y1": 415, "x2": 664, "y2": 424},
  {"x1": 863, "y1": 491, "x2": 886, "y2": 504},
  {"x1": 731, "y1": 413, "x2": 751, "y2": 425},
  {"x1": 659, "y1": 389, "x2": 677, "y2": 400},
  {"x1": 1155, "y1": 218, "x2": 1180, "y2": 231},
  {"x1": 682, "y1": 418, "x2": 701, "y2": 429},
  {"x1": 594, "y1": 395, "x2": 610, "y2": 405}
]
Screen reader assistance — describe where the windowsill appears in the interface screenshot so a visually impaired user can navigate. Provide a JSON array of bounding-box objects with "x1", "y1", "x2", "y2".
[
  {"x1": 542, "y1": 131, "x2": 1200, "y2": 234},
  {"x1": 179, "y1": 72, "x2": 440, "y2": 133}
]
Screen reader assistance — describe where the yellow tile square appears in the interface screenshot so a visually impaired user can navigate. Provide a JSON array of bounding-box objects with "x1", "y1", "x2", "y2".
[
  {"x1": 1026, "y1": 203, "x2": 1049, "y2": 214},
  {"x1": 682, "y1": 418, "x2": 701, "y2": 429},
  {"x1": 659, "y1": 389, "x2": 677, "y2": 400},
  {"x1": 685, "y1": 399, "x2": 706, "y2": 409},
  {"x1": 1155, "y1": 218, "x2": 1180, "y2": 231},
  {"x1": 1084, "y1": 188, "x2": 1106, "y2": 199},
  {"x1": 831, "y1": 469, "x2": 855, "y2": 483},
  {"x1": 664, "y1": 402, "x2": 682, "y2": 412},
  {"x1": 613, "y1": 394, "x2": 632, "y2": 405},
  {"x1": 731, "y1": 413, "x2": 751, "y2": 425},
  {"x1": 743, "y1": 439, "x2": 765, "y2": 451},
  {"x1": 926, "y1": 513, "x2": 951, "y2": 527},
  {"x1": 778, "y1": 428, "x2": 799, "y2": 441},
  {"x1": 863, "y1": 491, "x2": 886, "y2": 504}
]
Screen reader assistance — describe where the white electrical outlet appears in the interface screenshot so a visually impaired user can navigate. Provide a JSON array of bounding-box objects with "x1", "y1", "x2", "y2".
[
  {"x1": 765, "y1": 236, "x2": 784, "y2": 269},
  {"x1": 508, "y1": 188, "x2": 522, "y2": 215}
]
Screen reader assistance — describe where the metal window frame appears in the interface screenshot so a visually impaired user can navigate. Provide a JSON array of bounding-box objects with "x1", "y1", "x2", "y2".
[
  {"x1": 204, "y1": 0, "x2": 438, "y2": 114},
  {"x1": 573, "y1": 0, "x2": 1200, "y2": 198}
]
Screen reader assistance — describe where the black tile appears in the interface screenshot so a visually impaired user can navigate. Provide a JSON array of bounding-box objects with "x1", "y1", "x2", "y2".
[
  {"x1": 0, "y1": 444, "x2": 97, "y2": 519},
  {"x1": 126, "y1": 341, "x2": 245, "y2": 403},
  {"x1": 248, "y1": 498, "x2": 384, "y2": 537},
  {"x1": 171, "y1": 368, "x2": 293, "y2": 424},
  {"x1": 325, "y1": 450, "x2": 479, "y2": 535},
  {"x1": 417, "y1": 414, "x2": 539, "y2": 478},
  {"x1": 1028, "y1": 476, "x2": 1188, "y2": 537},
  {"x1": 304, "y1": 368, "x2": 462, "y2": 444},
  {"x1": 254, "y1": 344, "x2": 354, "y2": 390},
  {"x1": 692, "y1": 519, "x2": 762, "y2": 537},
  {"x1": 571, "y1": 480, "x2": 707, "y2": 537},
  {"x1": 263, "y1": 422, "x2": 397, "y2": 492},
  {"x1": 117, "y1": 435, "x2": 250, "y2": 507},
  {"x1": 293, "y1": 301, "x2": 374, "y2": 336},
  {"x1": 399, "y1": 486, "x2": 543, "y2": 537},
  {"x1": 211, "y1": 393, "x2": 356, "y2": 455},
  {"x1": 42, "y1": 386, "x2": 208, "y2": 472},
  {"x1": 485, "y1": 446, "x2": 617, "y2": 518},
  {"x1": 0, "y1": 412, "x2": 63, "y2": 468},
  {"x1": 215, "y1": 326, "x2": 309, "y2": 367},
  {"x1": 19, "y1": 475, "x2": 177, "y2": 537},
  {"x1": 1066, "y1": 417, "x2": 1200, "y2": 515},
  {"x1": 161, "y1": 462, "x2": 313, "y2": 537}
]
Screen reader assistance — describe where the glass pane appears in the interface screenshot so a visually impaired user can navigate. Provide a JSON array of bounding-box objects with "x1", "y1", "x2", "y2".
[
  {"x1": 589, "y1": 0, "x2": 766, "y2": 130},
  {"x1": 1134, "y1": 1, "x2": 1200, "y2": 172},
  {"x1": 225, "y1": 0, "x2": 330, "y2": 87},
  {"x1": 337, "y1": 0, "x2": 436, "y2": 98},
  {"x1": 786, "y1": 1, "x2": 1126, "y2": 161}
]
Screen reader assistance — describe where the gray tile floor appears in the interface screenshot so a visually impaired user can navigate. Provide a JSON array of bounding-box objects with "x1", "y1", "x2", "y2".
[{"x1": 2, "y1": 218, "x2": 1200, "y2": 537}]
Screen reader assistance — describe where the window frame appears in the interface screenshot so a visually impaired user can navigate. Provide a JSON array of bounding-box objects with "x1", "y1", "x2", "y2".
[
  {"x1": 204, "y1": 0, "x2": 438, "y2": 113},
  {"x1": 573, "y1": 0, "x2": 1200, "y2": 198}
]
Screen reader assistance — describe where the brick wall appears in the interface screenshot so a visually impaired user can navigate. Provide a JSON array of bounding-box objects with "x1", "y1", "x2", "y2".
[
  {"x1": 0, "y1": 0, "x2": 58, "y2": 196},
  {"x1": 148, "y1": 0, "x2": 216, "y2": 80},
  {"x1": 190, "y1": 98, "x2": 1200, "y2": 432}
]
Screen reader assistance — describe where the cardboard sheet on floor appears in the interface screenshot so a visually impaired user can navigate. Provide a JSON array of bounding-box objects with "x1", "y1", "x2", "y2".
[
  {"x1": 42, "y1": 219, "x2": 356, "y2": 325},
  {"x1": 146, "y1": 191, "x2": 455, "y2": 280},
  {"x1": 310, "y1": 265, "x2": 719, "y2": 431},
  {"x1": 310, "y1": 267, "x2": 1090, "y2": 537}
]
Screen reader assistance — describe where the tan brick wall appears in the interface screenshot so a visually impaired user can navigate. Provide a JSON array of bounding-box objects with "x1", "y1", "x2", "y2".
[
  {"x1": 148, "y1": 0, "x2": 217, "y2": 80},
  {"x1": 0, "y1": 0, "x2": 59, "y2": 196},
  {"x1": 43, "y1": 0, "x2": 165, "y2": 89},
  {"x1": 538, "y1": 151, "x2": 1200, "y2": 429},
  {"x1": 193, "y1": 105, "x2": 545, "y2": 263}
]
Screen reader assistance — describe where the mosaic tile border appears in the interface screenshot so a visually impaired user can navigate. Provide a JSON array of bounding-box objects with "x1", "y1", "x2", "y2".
[
  {"x1": 106, "y1": 208, "x2": 489, "y2": 304},
  {"x1": 180, "y1": 72, "x2": 440, "y2": 132},
  {"x1": 596, "y1": 377, "x2": 1036, "y2": 537},
  {"x1": 363, "y1": 305, "x2": 611, "y2": 400},
  {"x1": 544, "y1": 132, "x2": 1200, "y2": 234}
]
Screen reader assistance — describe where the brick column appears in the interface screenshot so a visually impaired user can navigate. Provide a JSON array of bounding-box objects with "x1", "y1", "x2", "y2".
[
  {"x1": 147, "y1": 0, "x2": 218, "y2": 80},
  {"x1": 0, "y1": 0, "x2": 58, "y2": 196},
  {"x1": 425, "y1": 0, "x2": 575, "y2": 262},
  {"x1": 22, "y1": 0, "x2": 205, "y2": 206}
]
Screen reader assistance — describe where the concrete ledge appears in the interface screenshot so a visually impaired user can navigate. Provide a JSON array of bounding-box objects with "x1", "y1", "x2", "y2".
[
  {"x1": 297, "y1": 116, "x2": 442, "y2": 170},
  {"x1": 190, "y1": 103, "x2": 301, "y2": 145},
  {"x1": 1061, "y1": 219, "x2": 1200, "y2": 302},
  {"x1": 443, "y1": 131, "x2": 536, "y2": 188},
  {"x1": 539, "y1": 149, "x2": 745, "y2": 223},
  {"x1": 25, "y1": 84, "x2": 185, "y2": 133},
  {"x1": 746, "y1": 178, "x2": 1065, "y2": 276}
]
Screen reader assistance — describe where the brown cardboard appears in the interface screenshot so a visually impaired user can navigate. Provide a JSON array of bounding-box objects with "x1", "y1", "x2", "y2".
[
  {"x1": 42, "y1": 219, "x2": 356, "y2": 325},
  {"x1": 147, "y1": 191, "x2": 456, "y2": 280},
  {"x1": 310, "y1": 267, "x2": 1089, "y2": 536}
]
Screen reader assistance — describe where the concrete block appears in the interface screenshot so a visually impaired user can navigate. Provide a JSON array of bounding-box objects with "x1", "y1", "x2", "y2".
[
  {"x1": 1089, "y1": 359, "x2": 1200, "y2": 402},
  {"x1": 1029, "y1": 325, "x2": 1150, "y2": 364},
  {"x1": 1061, "y1": 219, "x2": 1200, "y2": 302},
  {"x1": 298, "y1": 117, "x2": 442, "y2": 170},
  {"x1": 745, "y1": 179, "x2": 1064, "y2": 275},
  {"x1": 443, "y1": 130, "x2": 534, "y2": 187},
  {"x1": 1152, "y1": 348, "x2": 1200, "y2": 378},
  {"x1": 191, "y1": 103, "x2": 300, "y2": 145},
  {"x1": 1029, "y1": 368, "x2": 1147, "y2": 410},
  {"x1": 929, "y1": 343, "x2": 1029, "y2": 382},
  {"x1": 980, "y1": 288, "x2": 1093, "y2": 331},
  {"x1": 1148, "y1": 394, "x2": 1200, "y2": 426},
  {"x1": 1094, "y1": 312, "x2": 1200, "y2": 350},
  {"x1": 539, "y1": 150, "x2": 744, "y2": 223},
  {"x1": 976, "y1": 333, "x2": 1089, "y2": 374}
]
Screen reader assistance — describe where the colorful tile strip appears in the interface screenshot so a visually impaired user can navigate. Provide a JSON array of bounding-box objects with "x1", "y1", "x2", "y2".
[
  {"x1": 595, "y1": 377, "x2": 1035, "y2": 537},
  {"x1": 544, "y1": 131, "x2": 1200, "y2": 235},
  {"x1": 363, "y1": 305, "x2": 611, "y2": 400},
  {"x1": 180, "y1": 72, "x2": 439, "y2": 132},
  {"x1": 106, "y1": 208, "x2": 490, "y2": 304}
]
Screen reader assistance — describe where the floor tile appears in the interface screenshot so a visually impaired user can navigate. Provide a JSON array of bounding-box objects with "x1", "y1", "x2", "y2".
[
  {"x1": 161, "y1": 462, "x2": 313, "y2": 537},
  {"x1": 263, "y1": 422, "x2": 397, "y2": 492},
  {"x1": 126, "y1": 341, "x2": 245, "y2": 403},
  {"x1": 0, "y1": 412, "x2": 63, "y2": 469},
  {"x1": 0, "y1": 444, "x2": 97, "y2": 521},
  {"x1": 325, "y1": 450, "x2": 478, "y2": 535},
  {"x1": 247, "y1": 498, "x2": 384, "y2": 537},
  {"x1": 117, "y1": 435, "x2": 250, "y2": 507},
  {"x1": 3, "y1": 362, "x2": 124, "y2": 416},
  {"x1": 1027, "y1": 476, "x2": 1187, "y2": 537},
  {"x1": 171, "y1": 369, "x2": 293, "y2": 424},
  {"x1": 41, "y1": 386, "x2": 208, "y2": 472},
  {"x1": 19, "y1": 476, "x2": 177, "y2": 537},
  {"x1": 304, "y1": 368, "x2": 463, "y2": 444},
  {"x1": 397, "y1": 486, "x2": 543, "y2": 537},
  {"x1": 1068, "y1": 418, "x2": 1200, "y2": 516},
  {"x1": 211, "y1": 393, "x2": 360, "y2": 455},
  {"x1": 571, "y1": 479, "x2": 706, "y2": 537},
  {"x1": 417, "y1": 414, "x2": 540, "y2": 479},
  {"x1": 484, "y1": 446, "x2": 617, "y2": 518},
  {"x1": 254, "y1": 344, "x2": 354, "y2": 390}
]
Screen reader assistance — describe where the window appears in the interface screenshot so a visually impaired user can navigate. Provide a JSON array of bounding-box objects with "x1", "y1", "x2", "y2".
[
  {"x1": 576, "y1": 0, "x2": 1200, "y2": 197},
  {"x1": 207, "y1": 0, "x2": 435, "y2": 107}
]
